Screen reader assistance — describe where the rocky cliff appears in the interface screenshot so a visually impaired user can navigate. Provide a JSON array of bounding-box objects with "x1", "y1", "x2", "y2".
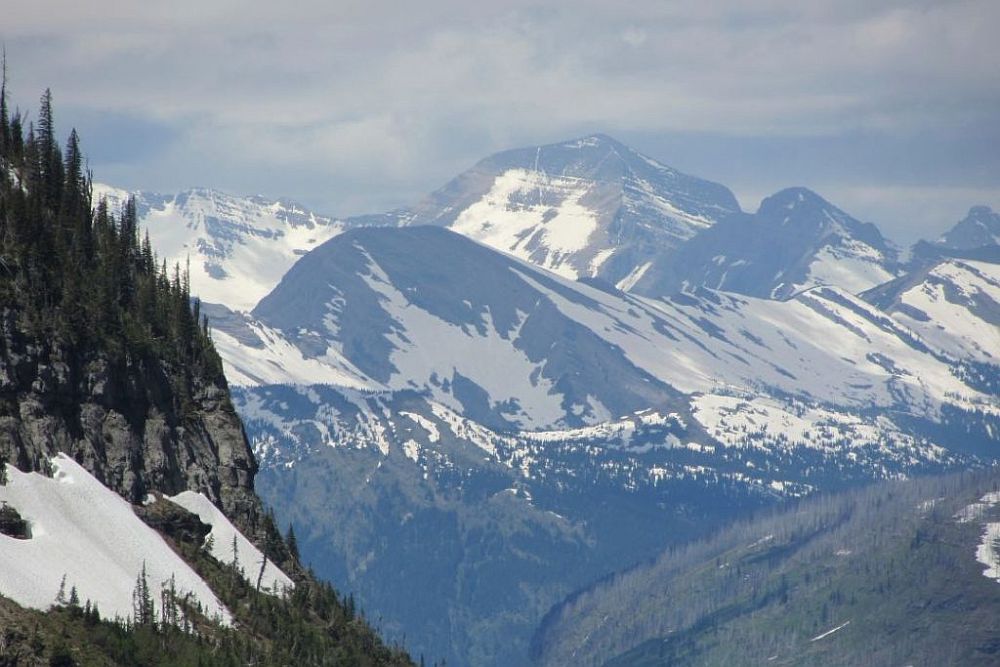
[{"x1": 0, "y1": 304, "x2": 263, "y2": 535}]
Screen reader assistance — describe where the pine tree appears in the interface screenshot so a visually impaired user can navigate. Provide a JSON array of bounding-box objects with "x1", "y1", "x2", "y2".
[
  {"x1": 55, "y1": 574, "x2": 67, "y2": 605},
  {"x1": 0, "y1": 46, "x2": 9, "y2": 155},
  {"x1": 132, "y1": 562, "x2": 155, "y2": 627},
  {"x1": 285, "y1": 523, "x2": 300, "y2": 562},
  {"x1": 231, "y1": 534, "x2": 241, "y2": 573},
  {"x1": 36, "y1": 88, "x2": 63, "y2": 209}
]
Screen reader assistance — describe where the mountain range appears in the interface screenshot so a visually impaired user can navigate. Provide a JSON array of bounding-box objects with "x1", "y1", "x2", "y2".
[{"x1": 94, "y1": 134, "x2": 1000, "y2": 666}]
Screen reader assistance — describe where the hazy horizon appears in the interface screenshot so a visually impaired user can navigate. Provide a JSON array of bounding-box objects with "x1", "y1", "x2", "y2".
[{"x1": 5, "y1": 0, "x2": 998, "y2": 244}]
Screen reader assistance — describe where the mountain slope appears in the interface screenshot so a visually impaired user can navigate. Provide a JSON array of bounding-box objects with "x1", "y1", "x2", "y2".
[
  {"x1": 632, "y1": 187, "x2": 900, "y2": 299},
  {"x1": 403, "y1": 134, "x2": 743, "y2": 285},
  {"x1": 213, "y1": 224, "x2": 1000, "y2": 666},
  {"x1": 940, "y1": 205, "x2": 1000, "y2": 250},
  {"x1": 250, "y1": 225, "x2": 685, "y2": 430},
  {"x1": 92, "y1": 184, "x2": 344, "y2": 311},
  {"x1": 863, "y1": 257, "x2": 1000, "y2": 371},
  {"x1": 532, "y1": 469, "x2": 1000, "y2": 667}
]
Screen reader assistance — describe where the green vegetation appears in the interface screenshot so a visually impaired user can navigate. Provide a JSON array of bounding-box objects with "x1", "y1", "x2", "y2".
[
  {"x1": 0, "y1": 69, "x2": 224, "y2": 425},
  {"x1": 533, "y1": 470, "x2": 1000, "y2": 667},
  {"x1": 0, "y1": 551, "x2": 414, "y2": 666},
  {"x1": 0, "y1": 67, "x2": 415, "y2": 666}
]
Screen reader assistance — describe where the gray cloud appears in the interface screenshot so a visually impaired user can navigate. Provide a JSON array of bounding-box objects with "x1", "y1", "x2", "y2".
[{"x1": 4, "y1": 0, "x2": 998, "y2": 242}]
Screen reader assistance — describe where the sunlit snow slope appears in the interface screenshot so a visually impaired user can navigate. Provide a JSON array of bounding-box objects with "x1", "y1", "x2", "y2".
[
  {"x1": 93, "y1": 184, "x2": 343, "y2": 311},
  {"x1": 167, "y1": 491, "x2": 294, "y2": 594},
  {"x1": 406, "y1": 134, "x2": 743, "y2": 285},
  {"x1": 0, "y1": 455, "x2": 231, "y2": 623},
  {"x1": 214, "y1": 226, "x2": 997, "y2": 436}
]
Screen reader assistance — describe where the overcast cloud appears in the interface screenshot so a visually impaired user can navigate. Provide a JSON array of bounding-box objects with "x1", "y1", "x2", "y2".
[{"x1": 4, "y1": 0, "x2": 999, "y2": 243}]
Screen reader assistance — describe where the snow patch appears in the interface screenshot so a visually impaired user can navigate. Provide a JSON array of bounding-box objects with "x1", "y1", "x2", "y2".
[
  {"x1": 0, "y1": 455, "x2": 231, "y2": 623},
  {"x1": 451, "y1": 169, "x2": 600, "y2": 279},
  {"x1": 810, "y1": 620, "x2": 851, "y2": 642},
  {"x1": 166, "y1": 491, "x2": 294, "y2": 595}
]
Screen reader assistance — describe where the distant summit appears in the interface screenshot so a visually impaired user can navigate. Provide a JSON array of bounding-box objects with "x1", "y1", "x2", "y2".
[
  {"x1": 939, "y1": 205, "x2": 1000, "y2": 250},
  {"x1": 400, "y1": 133, "x2": 743, "y2": 287},
  {"x1": 630, "y1": 186, "x2": 899, "y2": 299},
  {"x1": 92, "y1": 184, "x2": 343, "y2": 311}
]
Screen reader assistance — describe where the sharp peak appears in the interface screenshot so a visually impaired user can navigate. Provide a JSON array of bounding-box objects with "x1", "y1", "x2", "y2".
[{"x1": 767, "y1": 186, "x2": 828, "y2": 203}]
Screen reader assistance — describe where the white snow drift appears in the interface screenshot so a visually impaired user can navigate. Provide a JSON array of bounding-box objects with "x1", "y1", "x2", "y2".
[
  {"x1": 166, "y1": 491, "x2": 294, "y2": 595},
  {"x1": 0, "y1": 455, "x2": 231, "y2": 623}
]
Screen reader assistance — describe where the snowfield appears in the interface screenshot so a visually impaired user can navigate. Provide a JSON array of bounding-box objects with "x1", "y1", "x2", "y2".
[
  {"x1": 451, "y1": 168, "x2": 600, "y2": 279},
  {"x1": 92, "y1": 184, "x2": 343, "y2": 312},
  {"x1": 0, "y1": 455, "x2": 231, "y2": 623},
  {"x1": 166, "y1": 491, "x2": 294, "y2": 595},
  {"x1": 212, "y1": 320, "x2": 381, "y2": 389}
]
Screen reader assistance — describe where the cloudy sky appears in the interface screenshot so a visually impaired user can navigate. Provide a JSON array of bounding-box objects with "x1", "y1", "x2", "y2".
[{"x1": 5, "y1": 0, "x2": 998, "y2": 243}]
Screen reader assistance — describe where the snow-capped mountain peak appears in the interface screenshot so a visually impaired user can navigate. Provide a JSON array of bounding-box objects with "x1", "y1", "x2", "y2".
[
  {"x1": 401, "y1": 134, "x2": 742, "y2": 284},
  {"x1": 939, "y1": 205, "x2": 1000, "y2": 250},
  {"x1": 92, "y1": 184, "x2": 344, "y2": 312},
  {"x1": 629, "y1": 186, "x2": 900, "y2": 300}
]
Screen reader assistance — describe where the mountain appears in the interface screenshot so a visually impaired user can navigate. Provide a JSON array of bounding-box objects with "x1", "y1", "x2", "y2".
[
  {"x1": 94, "y1": 134, "x2": 742, "y2": 312},
  {"x1": 862, "y1": 257, "x2": 1000, "y2": 374},
  {"x1": 207, "y1": 223, "x2": 1000, "y2": 665},
  {"x1": 79, "y1": 134, "x2": 998, "y2": 665},
  {"x1": 939, "y1": 205, "x2": 1000, "y2": 250},
  {"x1": 92, "y1": 184, "x2": 345, "y2": 311},
  {"x1": 250, "y1": 225, "x2": 686, "y2": 430},
  {"x1": 532, "y1": 469, "x2": 1000, "y2": 667},
  {"x1": 222, "y1": 225, "x2": 992, "y2": 430},
  {"x1": 97, "y1": 140, "x2": 901, "y2": 313},
  {"x1": 631, "y1": 187, "x2": 900, "y2": 300},
  {"x1": 400, "y1": 134, "x2": 743, "y2": 286},
  {"x1": 0, "y1": 86, "x2": 411, "y2": 665}
]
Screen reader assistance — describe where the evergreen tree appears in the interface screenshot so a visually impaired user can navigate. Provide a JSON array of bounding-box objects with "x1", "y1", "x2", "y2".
[
  {"x1": 132, "y1": 562, "x2": 155, "y2": 627},
  {"x1": 0, "y1": 46, "x2": 9, "y2": 155},
  {"x1": 285, "y1": 523, "x2": 300, "y2": 562},
  {"x1": 36, "y1": 88, "x2": 63, "y2": 209}
]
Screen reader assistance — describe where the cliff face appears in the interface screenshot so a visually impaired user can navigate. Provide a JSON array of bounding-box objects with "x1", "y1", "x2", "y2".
[{"x1": 0, "y1": 307, "x2": 261, "y2": 534}]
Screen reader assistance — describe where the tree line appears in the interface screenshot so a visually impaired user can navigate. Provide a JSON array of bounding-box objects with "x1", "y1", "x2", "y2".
[{"x1": 0, "y1": 66, "x2": 224, "y2": 411}]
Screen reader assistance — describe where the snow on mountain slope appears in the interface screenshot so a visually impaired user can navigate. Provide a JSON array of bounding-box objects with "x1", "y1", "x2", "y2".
[
  {"x1": 215, "y1": 226, "x2": 995, "y2": 435},
  {"x1": 166, "y1": 491, "x2": 294, "y2": 594},
  {"x1": 204, "y1": 302, "x2": 381, "y2": 389},
  {"x1": 404, "y1": 134, "x2": 742, "y2": 286},
  {"x1": 804, "y1": 240, "x2": 897, "y2": 296},
  {"x1": 249, "y1": 226, "x2": 684, "y2": 430},
  {"x1": 632, "y1": 187, "x2": 899, "y2": 300},
  {"x1": 870, "y1": 258, "x2": 1000, "y2": 365},
  {"x1": 92, "y1": 184, "x2": 344, "y2": 311},
  {"x1": 449, "y1": 168, "x2": 601, "y2": 279},
  {"x1": 0, "y1": 455, "x2": 231, "y2": 623},
  {"x1": 939, "y1": 206, "x2": 1000, "y2": 251},
  {"x1": 691, "y1": 393, "x2": 947, "y2": 461},
  {"x1": 528, "y1": 272, "x2": 978, "y2": 416}
]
